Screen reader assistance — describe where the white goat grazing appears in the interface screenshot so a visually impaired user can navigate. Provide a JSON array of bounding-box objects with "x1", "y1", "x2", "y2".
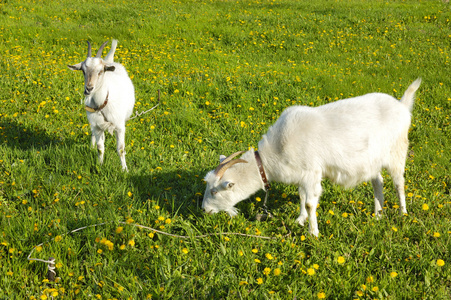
[
  {"x1": 68, "y1": 40, "x2": 135, "y2": 171},
  {"x1": 202, "y1": 79, "x2": 421, "y2": 236}
]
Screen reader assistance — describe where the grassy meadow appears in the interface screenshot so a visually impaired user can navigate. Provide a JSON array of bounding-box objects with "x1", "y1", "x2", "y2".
[{"x1": 1, "y1": 0, "x2": 450, "y2": 298}]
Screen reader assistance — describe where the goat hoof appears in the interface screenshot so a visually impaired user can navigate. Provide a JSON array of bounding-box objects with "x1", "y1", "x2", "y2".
[{"x1": 296, "y1": 215, "x2": 307, "y2": 226}]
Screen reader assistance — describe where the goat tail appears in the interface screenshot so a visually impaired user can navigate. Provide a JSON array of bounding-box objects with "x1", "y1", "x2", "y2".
[
  {"x1": 104, "y1": 39, "x2": 118, "y2": 63},
  {"x1": 400, "y1": 78, "x2": 421, "y2": 112}
]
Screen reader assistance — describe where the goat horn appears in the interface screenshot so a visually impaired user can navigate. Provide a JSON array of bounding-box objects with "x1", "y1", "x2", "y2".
[
  {"x1": 86, "y1": 41, "x2": 92, "y2": 58},
  {"x1": 95, "y1": 41, "x2": 109, "y2": 58},
  {"x1": 215, "y1": 159, "x2": 248, "y2": 179},
  {"x1": 219, "y1": 151, "x2": 246, "y2": 166},
  {"x1": 214, "y1": 151, "x2": 248, "y2": 178}
]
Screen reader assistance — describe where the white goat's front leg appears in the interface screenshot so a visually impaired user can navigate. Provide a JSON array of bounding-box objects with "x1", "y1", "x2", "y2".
[
  {"x1": 92, "y1": 128, "x2": 105, "y2": 165},
  {"x1": 115, "y1": 126, "x2": 128, "y2": 171},
  {"x1": 371, "y1": 173, "x2": 385, "y2": 218},
  {"x1": 296, "y1": 186, "x2": 308, "y2": 226},
  {"x1": 297, "y1": 180, "x2": 322, "y2": 237},
  {"x1": 90, "y1": 133, "x2": 96, "y2": 148}
]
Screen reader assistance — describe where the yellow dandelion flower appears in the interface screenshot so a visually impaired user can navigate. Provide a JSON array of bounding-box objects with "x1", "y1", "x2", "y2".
[
  {"x1": 106, "y1": 241, "x2": 114, "y2": 251},
  {"x1": 273, "y1": 268, "x2": 281, "y2": 276},
  {"x1": 307, "y1": 268, "x2": 315, "y2": 276},
  {"x1": 255, "y1": 259, "x2": 261, "y2": 263},
  {"x1": 128, "y1": 240, "x2": 135, "y2": 247},
  {"x1": 265, "y1": 253, "x2": 274, "y2": 260},
  {"x1": 337, "y1": 256, "x2": 345, "y2": 264},
  {"x1": 433, "y1": 232, "x2": 440, "y2": 238},
  {"x1": 119, "y1": 245, "x2": 126, "y2": 250},
  {"x1": 390, "y1": 271, "x2": 398, "y2": 278},
  {"x1": 54, "y1": 235, "x2": 63, "y2": 242},
  {"x1": 256, "y1": 277, "x2": 263, "y2": 285},
  {"x1": 263, "y1": 267, "x2": 271, "y2": 275},
  {"x1": 255, "y1": 197, "x2": 261, "y2": 202},
  {"x1": 313, "y1": 264, "x2": 319, "y2": 269},
  {"x1": 372, "y1": 286, "x2": 379, "y2": 292},
  {"x1": 437, "y1": 259, "x2": 445, "y2": 267},
  {"x1": 252, "y1": 248, "x2": 258, "y2": 254},
  {"x1": 182, "y1": 248, "x2": 189, "y2": 254},
  {"x1": 317, "y1": 292, "x2": 326, "y2": 299},
  {"x1": 422, "y1": 204, "x2": 429, "y2": 211},
  {"x1": 366, "y1": 276, "x2": 374, "y2": 283},
  {"x1": 127, "y1": 191, "x2": 133, "y2": 197},
  {"x1": 239, "y1": 281, "x2": 248, "y2": 286},
  {"x1": 115, "y1": 227, "x2": 123, "y2": 234},
  {"x1": 342, "y1": 212, "x2": 348, "y2": 218},
  {"x1": 356, "y1": 290, "x2": 364, "y2": 296},
  {"x1": 238, "y1": 250, "x2": 244, "y2": 256}
]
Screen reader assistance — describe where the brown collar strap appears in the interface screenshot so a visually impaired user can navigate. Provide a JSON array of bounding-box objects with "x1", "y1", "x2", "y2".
[
  {"x1": 85, "y1": 91, "x2": 109, "y2": 113},
  {"x1": 254, "y1": 151, "x2": 270, "y2": 191}
]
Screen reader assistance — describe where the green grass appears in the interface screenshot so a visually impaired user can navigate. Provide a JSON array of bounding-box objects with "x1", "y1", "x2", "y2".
[{"x1": 1, "y1": 0, "x2": 450, "y2": 298}]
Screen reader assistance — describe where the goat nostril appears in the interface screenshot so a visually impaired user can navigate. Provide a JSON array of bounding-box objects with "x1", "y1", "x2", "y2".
[{"x1": 84, "y1": 86, "x2": 93, "y2": 95}]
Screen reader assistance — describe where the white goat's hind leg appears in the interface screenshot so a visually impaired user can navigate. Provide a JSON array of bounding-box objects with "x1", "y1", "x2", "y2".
[
  {"x1": 115, "y1": 127, "x2": 128, "y2": 171},
  {"x1": 306, "y1": 194, "x2": 320, "y2": 237},
  {"x1": 391, "y1": 171, "x2": 408, "y2": 215},
  {"x1": 389, "y1": 136, "x2": 409, "y2": 215},
  {"x1": 371, "y1": 173, "x2": 385, "y2": 218},
  {"x1": 296, "y1": 186, "x2": 308, "y2": 226}
]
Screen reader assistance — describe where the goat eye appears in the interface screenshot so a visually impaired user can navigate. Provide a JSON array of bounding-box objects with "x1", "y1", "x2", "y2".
[{"x1": 211, "y1": 189, "x2": 217, "y2": 196}]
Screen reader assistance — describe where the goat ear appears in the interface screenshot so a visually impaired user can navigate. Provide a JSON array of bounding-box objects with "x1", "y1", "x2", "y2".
[
  {"x1": 219, "y1": 155, "x2": 227, "y2": 163},
  {"x1": 68, "y1": 63, "x2": 82, "y2": 71},
  {"x1": 104, "y1": 65, "x2": 115, "y2": 72}
]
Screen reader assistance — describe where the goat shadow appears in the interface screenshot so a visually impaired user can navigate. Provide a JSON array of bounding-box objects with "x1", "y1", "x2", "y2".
[
  {"x1": 128, "y1": 167, "x2": 289, "y2": 220},
  {"x1": 0, "y1": 119, "x2": 75, "y2": 151}
]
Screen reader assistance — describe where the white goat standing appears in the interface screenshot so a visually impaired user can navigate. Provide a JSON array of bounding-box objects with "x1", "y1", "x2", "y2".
[
  {"x1": 202, "y1": 79, "x2": 421, "y2": 236},
  {"x1": 68, "y1": 40, "x2": 135, "y2": 171}
]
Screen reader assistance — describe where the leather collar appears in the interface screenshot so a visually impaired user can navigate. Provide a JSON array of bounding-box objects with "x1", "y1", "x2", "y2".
[
  {"x1": 254, "y1": 151, "x2": 270, "y2": 191},
  {"x1": 85, "y1": 91, "x2": 109, "y2": 113}
]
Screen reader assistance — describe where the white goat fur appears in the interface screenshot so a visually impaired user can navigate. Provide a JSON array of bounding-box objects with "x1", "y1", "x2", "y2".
[
  {"x1": 202, "y1": 79, "x2": 421, "y2": 236},
  {"x1": 68, "y1": 40, "x2": 135, "y2": 171}
]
